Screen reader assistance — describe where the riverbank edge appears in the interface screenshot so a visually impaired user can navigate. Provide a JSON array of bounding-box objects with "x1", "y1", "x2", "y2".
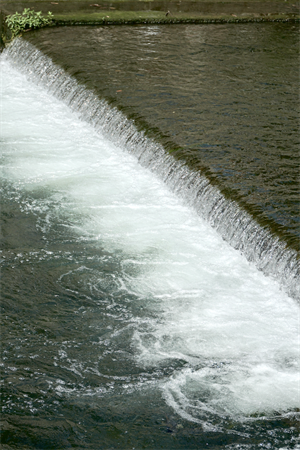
[{"x1": 1, "y1": 2, "x2": 299, "y2": 47}]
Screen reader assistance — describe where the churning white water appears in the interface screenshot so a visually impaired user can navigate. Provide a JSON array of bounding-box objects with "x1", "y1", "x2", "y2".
[{"x1": 1, "y1": 54, "x2": 299, "y2": 427}]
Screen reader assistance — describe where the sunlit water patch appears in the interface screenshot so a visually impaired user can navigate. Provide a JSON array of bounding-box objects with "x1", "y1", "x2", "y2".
[{"x1": 0, "y1": 50, "x2": 299, "y2": 448}]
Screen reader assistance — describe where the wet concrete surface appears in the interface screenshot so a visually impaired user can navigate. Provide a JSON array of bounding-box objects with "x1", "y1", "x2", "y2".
[{"x1": 1, "y1": 0, "x2": 299, "y2": 25}]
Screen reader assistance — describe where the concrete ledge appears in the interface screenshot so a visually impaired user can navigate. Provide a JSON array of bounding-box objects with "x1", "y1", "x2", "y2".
[{"x1": 1, "y1": 0, "x2": 299, "y2": 47}]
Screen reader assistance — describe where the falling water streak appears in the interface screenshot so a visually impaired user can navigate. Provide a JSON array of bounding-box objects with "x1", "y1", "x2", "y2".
[{"x1": 3, "y1": 38, "x2": 299, "y2": 300}]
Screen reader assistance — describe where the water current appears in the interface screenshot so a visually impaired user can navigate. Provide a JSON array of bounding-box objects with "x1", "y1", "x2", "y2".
[
  {"x1": 23, "y1": 23, "x2": 300, "y2": 253},
  {"x1": 0, "y1": 26, "x2": 299, "y2": 450}
]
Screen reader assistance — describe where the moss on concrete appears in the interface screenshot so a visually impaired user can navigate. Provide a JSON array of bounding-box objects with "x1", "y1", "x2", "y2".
[
  {"x1": 53, "y1": 10, "x2": 164, "y2": 24},
  {"x1": 52, "y1": 9, "x2": 299, "y2": 25},
  {"x1": 1, "y1": 0, "x2": 299, "y2": 47}
]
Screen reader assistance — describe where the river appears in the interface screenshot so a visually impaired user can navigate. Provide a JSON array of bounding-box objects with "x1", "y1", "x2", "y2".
[{"x1": 0, "y1": 23, "x2": 299, "y2": 449}]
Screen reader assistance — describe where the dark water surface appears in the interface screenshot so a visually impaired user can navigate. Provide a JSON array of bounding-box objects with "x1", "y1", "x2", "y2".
[
  {"x1": 1, "y1": 24, "x2": 300, "y2": 450},
  {"x1": 24, "y1": 23, "x2": 300, "y2": 252}
]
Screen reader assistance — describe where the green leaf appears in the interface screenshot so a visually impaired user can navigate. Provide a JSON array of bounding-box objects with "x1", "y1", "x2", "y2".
[{"x1": 5, "y1": 8, "x2": 53, "y2": 39}]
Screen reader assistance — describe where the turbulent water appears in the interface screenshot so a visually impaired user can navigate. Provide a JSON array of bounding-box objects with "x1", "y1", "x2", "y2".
[
  {"x1": 23, "y1": 23, "x2": 300, "y2": 253},
  {"x1": 0, "y1": 35, "x2": 300, "y2": 449}
]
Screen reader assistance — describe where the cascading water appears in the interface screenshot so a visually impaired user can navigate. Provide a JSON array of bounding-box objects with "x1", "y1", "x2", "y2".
[
  {"x1": 0, "y1": 37, "x2": 299, "y2": 449},
  {"x1": 3, "y1": 38, "x2": 299, "y2": 301}
]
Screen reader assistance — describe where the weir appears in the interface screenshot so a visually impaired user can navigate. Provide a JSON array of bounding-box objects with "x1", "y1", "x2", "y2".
[
  {"x1": 1, "y1": 35, "x2": 300, "y2": 448},
  {"x1": 3, "y1": 37, "x2": 299, "y2": 301}
]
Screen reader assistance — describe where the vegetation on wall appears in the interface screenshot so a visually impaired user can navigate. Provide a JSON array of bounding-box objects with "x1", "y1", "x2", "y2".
[{"x1": 5, "y1": 8, "x2": 53, "y2": 39}]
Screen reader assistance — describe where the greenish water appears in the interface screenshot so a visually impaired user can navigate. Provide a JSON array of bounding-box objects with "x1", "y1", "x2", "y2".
[
  {"x1": 1, "y1": 23, "x2": 299, "y2": 450},
  {"x1": 25, "y1": 23, "x2": 300, "y2": 252}
]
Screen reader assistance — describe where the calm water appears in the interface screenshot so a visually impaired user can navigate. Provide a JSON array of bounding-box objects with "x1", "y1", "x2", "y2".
[
  {"x1": 24, "y1": 23, "x2": 300, "y2": 252},
  {"x1": 1, "y1": 24, "x2": 299, "y2": 450}
]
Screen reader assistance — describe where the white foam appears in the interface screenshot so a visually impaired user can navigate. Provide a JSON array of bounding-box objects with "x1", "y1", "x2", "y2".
[{"x1": 1, "y1": 56, "x2": 299, "y2": 424}]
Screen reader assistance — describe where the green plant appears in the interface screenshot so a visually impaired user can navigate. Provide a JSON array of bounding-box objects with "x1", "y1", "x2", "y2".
[{"x1": 5, "y1": 8, "x2": 53, "y2": 39}]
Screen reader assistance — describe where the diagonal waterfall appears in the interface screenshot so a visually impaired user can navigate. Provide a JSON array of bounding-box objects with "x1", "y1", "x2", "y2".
[
  {"x1": 1, "y1": 33, "x2": 300, "y2": 448},
  {"x1": 3, "y1": 37, "x2": 298, "y2": 301}
]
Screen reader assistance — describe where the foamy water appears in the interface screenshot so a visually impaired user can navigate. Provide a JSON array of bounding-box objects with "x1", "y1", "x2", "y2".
[{"x1": 1, "y1": 54, "x2": 299, "y2": 433}]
